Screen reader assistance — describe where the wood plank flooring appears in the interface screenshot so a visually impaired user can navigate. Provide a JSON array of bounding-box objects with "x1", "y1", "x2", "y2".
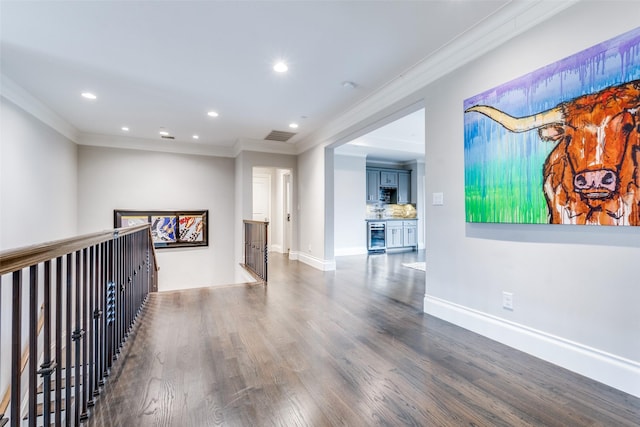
[{"x1": 87, "y1": 251, "x2": 640, "y2": 426}]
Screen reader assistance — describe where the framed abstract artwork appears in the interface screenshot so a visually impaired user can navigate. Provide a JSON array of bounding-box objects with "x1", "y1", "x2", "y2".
[
  {"x1": 114, "y1": 210, "x2": 208, "y2": 248},
  {"x1": 464, "y1": 27, "x2": 640, "y2": 226}
]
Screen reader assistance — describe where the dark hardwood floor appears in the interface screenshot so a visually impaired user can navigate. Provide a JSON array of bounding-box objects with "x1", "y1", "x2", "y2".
[{"x1": 87, "y1": 251, "x2": 640, "y2": 426}]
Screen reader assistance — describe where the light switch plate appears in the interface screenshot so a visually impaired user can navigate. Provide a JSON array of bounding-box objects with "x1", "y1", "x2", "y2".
[{"x1": 432, "y1": 192, "x2": 444, "y2": 206}]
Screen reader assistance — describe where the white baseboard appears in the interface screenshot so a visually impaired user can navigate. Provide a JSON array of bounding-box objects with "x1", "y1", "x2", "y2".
[
  {"x1": 270, "y1": 244, "x2": 283, "y2": 253},
  {"x1": 335, "y1": 246, "x2": 368, "y2": 256},
  {"x1": 288, "y1": 250, "x2": 299, "y2": 260},
  {"x1": 297, "y1": 252, "x2": 336, "y2": 271},
  {"x1": 424, "y1": 295, "x2": 640, "y2": 398}
]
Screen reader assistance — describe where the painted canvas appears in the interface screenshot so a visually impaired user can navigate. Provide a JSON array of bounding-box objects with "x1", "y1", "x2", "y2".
[
  {"x1": 114, "y1": 210, "x2": 208, "y2": 248},
  {"x1": 464, "y1": 27, "x2": 640, "y2": 225},
  {"x1": 151, "y1": 216, "x2": 177, "y2": 243},
  {"x1": 178, "y1": 215, "x2": 205, "y2": 242}
]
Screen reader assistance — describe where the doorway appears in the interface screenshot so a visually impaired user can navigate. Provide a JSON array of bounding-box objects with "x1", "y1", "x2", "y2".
[
  {"x1": 283, "y1": 172, "x2": 292, "y2": 254},
  {"x1": 252, "y1": 167, "x2": 293, "y2": 255}
]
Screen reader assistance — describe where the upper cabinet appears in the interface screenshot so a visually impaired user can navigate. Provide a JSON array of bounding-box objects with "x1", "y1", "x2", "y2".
[
  {"x1": 366, "y1": 167, "x2": 412, "y2": 204},
  {"x1": 366, "y1": 169, "x2": 380, "y2": 202},
  {"x1": 380, "y1": 171, "x2": 398, "y2": 187},
  {"x1": 397, "y1": 171, "x2": 410, "y2": 204}
]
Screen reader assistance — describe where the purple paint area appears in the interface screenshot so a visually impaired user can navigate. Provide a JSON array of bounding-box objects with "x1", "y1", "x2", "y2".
[{"x1": 464, "y1": 27, "x2": 640, "y2": 109}]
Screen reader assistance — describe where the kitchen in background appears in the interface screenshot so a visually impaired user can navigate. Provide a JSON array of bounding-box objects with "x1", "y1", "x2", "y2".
[
  {"x1": 334, "y1": 108, "x2": 425, "y2": 256},
  {"x1": 365, "y1": 164, "x2": 418, "y2": 253}
]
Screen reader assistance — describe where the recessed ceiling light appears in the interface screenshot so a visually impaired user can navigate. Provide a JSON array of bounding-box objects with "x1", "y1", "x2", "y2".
[
  {"x1": 121, "y1": 126, "x2": 129, "y2": 132},
  {"x1": 207, "y1": 111, "x2": 219, "y2": 118},
  {"x1": 289, "y1": 123, "x2": 299, "y2": 129},
  {"x1": 342, "y1": 81, "x2": 357, "y2": 89},
  {"x1": 81, "y1": 92, "x2": 97, "y2": 100},
  {"x1": 273, "y1": 61, "x2": 288, "y2": 73},
  {"x1": 159, "y1": 130, "x2": 169, "y2": 136},
  {"x1": 192, "y1": 135, "x2": 199, "y2": 140}
]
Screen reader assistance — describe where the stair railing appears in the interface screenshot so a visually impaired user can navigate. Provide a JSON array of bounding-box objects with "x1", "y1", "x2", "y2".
[
  {"x1": 0, "y1": 224, "x2": 158, "y2": 426},
  {"x1": 242, "y1": 220, "x2": 268, "y2": 283}
]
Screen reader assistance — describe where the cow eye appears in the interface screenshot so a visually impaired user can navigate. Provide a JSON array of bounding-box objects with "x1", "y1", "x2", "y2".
[{"x1": 622, "y1": 123, "x2": 634, "y2": 134}]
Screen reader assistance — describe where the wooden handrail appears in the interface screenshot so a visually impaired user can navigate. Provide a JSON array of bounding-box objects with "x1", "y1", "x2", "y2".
[{"x1": 0, "y1": 224, "x2": 151, "y2": 276}]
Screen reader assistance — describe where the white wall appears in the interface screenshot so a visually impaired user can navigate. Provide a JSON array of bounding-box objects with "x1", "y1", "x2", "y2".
[
  {"x1": 410, "y1": 160, "x2": 426, "y2": 249},
  {"x1": 77, "y1": 145, "x2": 236, "y2": 291},
  {"x1": 0, "y1": 97, "x2": 78, "y2": 412},
  {"x1": 234, "y1": 151, "x2": 297, "y2": 266},
  {"x1": 298, "y1": 144, "x2": 335, "y2": 270},
  {"x1": 334, "y1": 153, "x2": 367, "y2": 256},
  {"x1": 422, "y1": 2, "x2": 640, "y2": 397},
  {"x1": 0, "y1": 97, "x2": 77, "y2": 249}
]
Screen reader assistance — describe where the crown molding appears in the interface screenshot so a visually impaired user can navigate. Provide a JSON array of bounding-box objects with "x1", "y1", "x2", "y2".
[
  {"x1": 79, "y1": 132, "x2": 235, "y2": 158},
  {"x1": 1, "y1": 73, "x2": 80, "y2": 143},
  {"x1": 295, "y1": 0, "x2": 580, "y2": 155},
  {"x1": 232, "y1": 138, "x2": 298, "y2": 158}
]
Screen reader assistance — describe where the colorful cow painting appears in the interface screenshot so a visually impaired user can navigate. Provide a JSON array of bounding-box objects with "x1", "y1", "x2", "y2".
[
  {"x1": 466, "y1": 80, "x2": 640, "y2": 225},
  {"x1": 464, "y1": 27, "x2": 640, "y2": 225}
]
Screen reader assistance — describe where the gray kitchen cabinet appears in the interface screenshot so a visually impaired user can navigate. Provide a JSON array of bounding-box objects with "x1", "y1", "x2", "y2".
[
  {"x1": 397, "y1": 171, "x2": 410, "y2": 204},
  {"x1": 380, "y1": 171, "x2": 398, "y2": 187},
  {"x1": 366, "y1": 169, "x2": 380, "y2": 202},
  {"x1": 403, "y1": 220, "x2": 417, "y2": 248},
  {"x1": 386, "y1": 221, "x2": 403, "y2": 248}
]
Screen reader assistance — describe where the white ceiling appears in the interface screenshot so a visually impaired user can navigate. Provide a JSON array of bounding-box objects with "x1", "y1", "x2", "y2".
[
  {"x1": 0, "y1": 1, "x2": 510, "y2": 154},
  {"x1": 336, "y1": 108, "x2": 425, "y2": 163}
]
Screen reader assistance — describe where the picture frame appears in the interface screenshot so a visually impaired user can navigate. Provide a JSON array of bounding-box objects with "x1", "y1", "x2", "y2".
[
  {"x1": 114, "y1": 209, "x2": 208, "y2": 249},
  {"x1": 463, "y1": 27, "x2": 640, "y2": 226}
]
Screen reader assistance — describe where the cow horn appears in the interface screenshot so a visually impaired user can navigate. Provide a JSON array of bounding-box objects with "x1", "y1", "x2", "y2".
[{"x1": 465, "y1": 105, "x2": 565, "y2": 132}]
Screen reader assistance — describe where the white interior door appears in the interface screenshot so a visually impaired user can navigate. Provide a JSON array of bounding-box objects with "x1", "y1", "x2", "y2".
[{"x1": 252, "y1": 173, "x2": 271, "y2": 222}]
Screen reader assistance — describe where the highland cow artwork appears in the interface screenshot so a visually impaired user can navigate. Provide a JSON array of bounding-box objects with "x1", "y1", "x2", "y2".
[{"x1": 464, "y1": 27, "x2": 640, "y2": 225}]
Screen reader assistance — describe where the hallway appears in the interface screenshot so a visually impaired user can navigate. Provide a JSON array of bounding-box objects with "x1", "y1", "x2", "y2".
[{"x1": 87, "y1": 253, "x2": 639, "y2": 426}]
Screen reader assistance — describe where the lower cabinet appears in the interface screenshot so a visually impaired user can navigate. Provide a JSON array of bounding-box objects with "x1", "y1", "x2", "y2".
[
  {"x1": 386, "y1": 222, "x2": 404, "y2": 248},
  {"x1": 403, "y1": 221, "x2": 417, "y2": 248},
  {"x1": 385, "y1": 220, "x2": 417, "y2": 250}
]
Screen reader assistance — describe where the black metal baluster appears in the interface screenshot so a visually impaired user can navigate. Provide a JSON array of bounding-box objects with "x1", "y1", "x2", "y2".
[
  {"x1": 95, "y1": 242, "x2": 104, "y2": 392},
  {"x1": 72, "y1": 250, "x2": 82, "y2": 424},
  {"x1": 87, "y1": 245, "x2": 96, "y2": 407},
  {"x1": 106, "y1": 239, "x2": 115, "y2": 371},
  {"x1": 264, "y1": 222, "x2": 269, "y2": 283},
  {"x1": 114, "y1": 235, "x2": 121, "y2": 358},
  {"x1": 55, "y1": 256, "x2": 63, "y2": 426},
  {"x1": 40, "y1": 260, "x2": 55, "y2": 427},
  {"x1": 28, "y1": 265, "x2": 38, "y2": 427},
  {"x1": 99, "y1": 241, "x2": 107, "y2": 385},
  {"x1": 65, "y1": 253, "x2": 73, "y2": 427},
  {"x1": 124, "y1": 234, "x2": 130, "y2": 338},
  {"x1": 80, "y1": 247, "x2": 89, "y2": 421},
  {"x1": 10, "y1": 271, "x2": 22, "y2": 427}
]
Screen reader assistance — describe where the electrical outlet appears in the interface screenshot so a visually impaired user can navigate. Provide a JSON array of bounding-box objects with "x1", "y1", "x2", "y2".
[{"x1": 502, "y1": 292, "x2": 514, "y2": 310}]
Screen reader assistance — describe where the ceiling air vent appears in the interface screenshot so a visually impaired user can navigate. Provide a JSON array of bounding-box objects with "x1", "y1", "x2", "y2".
[
  {"x1": 265, "y1": 130, "x2": 297, "y2": 142},
  {"x1": 161, "y1": 135, "x2": 175, "y2": 140}
]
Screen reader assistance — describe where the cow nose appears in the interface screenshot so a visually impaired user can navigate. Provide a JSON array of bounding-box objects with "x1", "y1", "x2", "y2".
[{"x1": 573, "y1": 169, "x2": 618, "y2": 192}]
